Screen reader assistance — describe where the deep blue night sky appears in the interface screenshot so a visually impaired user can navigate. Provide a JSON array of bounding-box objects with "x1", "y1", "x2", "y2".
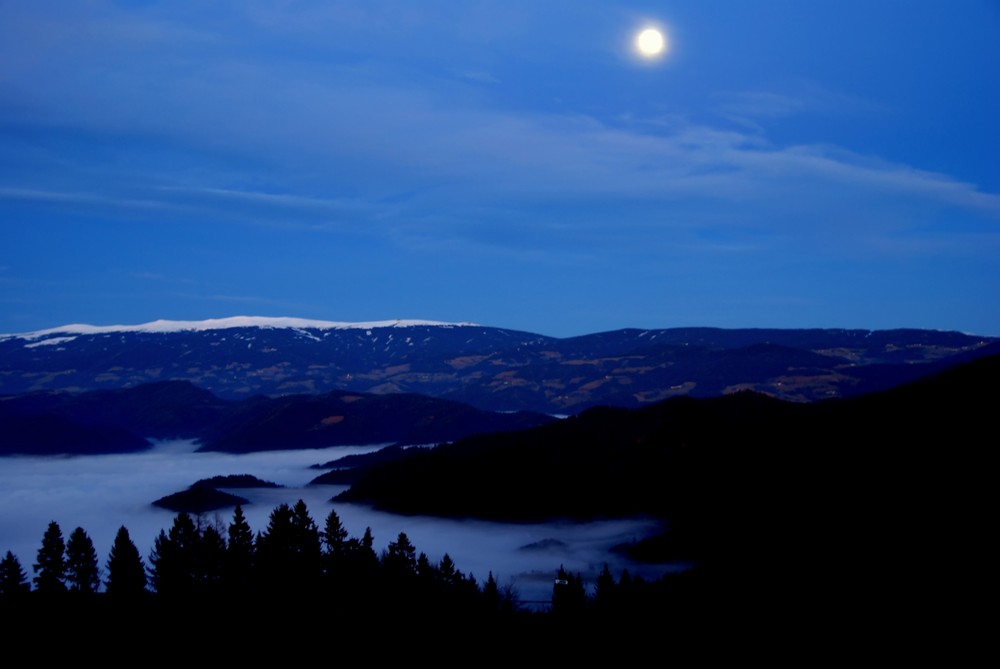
[{"x1": 2, "y1": 1, "x2": 998, "y2": 337}]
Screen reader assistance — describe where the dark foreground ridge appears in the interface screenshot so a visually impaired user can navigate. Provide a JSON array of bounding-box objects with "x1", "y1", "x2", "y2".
[{"x1": 329, "y1": 354, "x2": 998, "y2": 641}]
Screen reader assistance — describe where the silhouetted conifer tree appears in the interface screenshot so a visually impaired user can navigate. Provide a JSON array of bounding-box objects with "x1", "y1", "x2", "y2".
[
  {"x1": 416, "y1": 552, "x2": 434, "y2": 581},
  {"x1": 320, "y1": 508, "x2": 348, "y2": 588},
  {"x1": 552, "y1": 565, "x2": 586, "y2": 616},
  {"x1": 439, "y1": 553, "x2": 458, "y2": 586},
  {"x1": 225, "y1": 505, "x2": 255, "y2": 593},
  {"x1": 322, "y1": 509, "x2": 348, "y2": 559},
  {"x1": 343, "y1": 526, "x2": 379, "y2": 592},
  {"x1": 33, "y1": 521, "x2": 67, "y2": 594},
  {"x1": 350, "y1": 526, "x2": 378, "y2": 567},
  {"x1": 290, "y1": 499, "x2": 322, "y2": 579},
  {"x1": 257, "y1": 503, "x2": 293, "y2": 556},
  {"x1": 256, "y1": 502, "x2": 321, "y2": 594},
  {"x1": 418, "y1": 551, "x2": 442, "y2": 601},
  {"x1": 452, "y1": 570, "x2": 481, "y2": 613},
  {"x1": 0, "y1": 551, "x2": 30, "y2": 597},
  {"x1": 381, "y1": 532, "x2": 420, "y2": 613},
  {"x1": 105, "y1": 526, "x2": 147, "y2": 597},
  {"x1": 197, "y1": 524, "x2": 227, "y2": 593},
  {"x1": 383, "y1": 531, "x2": 417, "y2": 577},
  {"x1": 480, "y1": 571, "x2": 521, "y2": 615},
  {"x1": 148, "y1": 512, "x2": 201, "y2": 596},
  {"x1": 65, "y1": 526, "x2": 100, "y2": 594},
  {"x1": 482, "y1": 571, "x2": 501, "y2": 613},
  {"x1": 594, "y1": 563, "x2": 617, "y2": 612}
]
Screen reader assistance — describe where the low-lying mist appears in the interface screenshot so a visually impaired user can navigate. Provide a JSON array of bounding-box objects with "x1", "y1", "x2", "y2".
[{"x1": 0, "y1": 440, "x2": 681, "y2": 606}]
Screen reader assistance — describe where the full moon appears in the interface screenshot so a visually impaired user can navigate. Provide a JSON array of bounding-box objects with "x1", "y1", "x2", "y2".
[{"x1": 635, "y1": 28, "x2": 666, "y2": 57}]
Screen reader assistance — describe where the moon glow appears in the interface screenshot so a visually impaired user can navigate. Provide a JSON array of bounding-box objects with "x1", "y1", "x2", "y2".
[{"x1": 635, "y1": 28, "x2": 666, "y2": 57}]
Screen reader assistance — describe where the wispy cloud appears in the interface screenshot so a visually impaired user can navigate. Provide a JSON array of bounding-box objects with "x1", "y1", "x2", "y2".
[
  {"x1": 711, "y1": 84, "x2": 886, "y2": 130},
  {"x1": 0, "y1": 187, "x2": 170, "y2": 210}
]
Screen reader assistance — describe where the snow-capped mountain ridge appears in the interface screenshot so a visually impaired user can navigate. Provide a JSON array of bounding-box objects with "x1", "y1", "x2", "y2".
[
  {"x1": 1, "y1": 318, "x2": 994, "y2": 412},
  {"x1": 2, "y1": 316, "x2": 479, "y2": 341}
]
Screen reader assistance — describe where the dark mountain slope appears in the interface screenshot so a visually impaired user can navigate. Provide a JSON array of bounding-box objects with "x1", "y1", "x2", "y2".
[
  {"x1": 334, "y1": 354, "x2": 998, "y2": 617},
  {"x1": 337, "y1": 351, "x2": 996, "y2": 523},
  {"x1": 198, "y1": 389, "x2": 555, "y2": 453},
  {"x1": 0, "y1": 380, "x2": 228, "y2": 439},
  {"x1": 0, "y1": 379, "x2": 555, "y2": 455},
  {"x1": 334, "y1": 389, "x2": 803, "y2": 522},
  {"x1": 0, "y1": 413, "x2": 151, "y2": 455},
  {"x1": 839, "y1": 339, "x2": 1000, "y2": 397}
]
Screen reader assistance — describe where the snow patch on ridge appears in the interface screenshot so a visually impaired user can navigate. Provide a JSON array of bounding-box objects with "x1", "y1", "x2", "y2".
[
  {"x1": 2, "y1": 316, "x2": 480, "y2": 341},
  {"x1": 24, "y1": 336, "x2": 78, "y2": 348}
]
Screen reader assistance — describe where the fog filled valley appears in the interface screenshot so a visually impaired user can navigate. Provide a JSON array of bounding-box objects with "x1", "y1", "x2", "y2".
[{"x1": 0, "y1": 440, "x2": 676, "y2": 608}]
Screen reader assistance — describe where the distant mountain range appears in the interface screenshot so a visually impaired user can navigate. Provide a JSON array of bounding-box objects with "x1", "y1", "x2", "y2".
[{"x1": 2, "y1": 317, "x2": 997, "y2": 416}]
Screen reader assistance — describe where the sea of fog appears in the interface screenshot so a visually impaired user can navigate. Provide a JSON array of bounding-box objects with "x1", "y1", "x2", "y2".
[{"x1": 0, "y1": 440, "x2": 685, "y2": 606}]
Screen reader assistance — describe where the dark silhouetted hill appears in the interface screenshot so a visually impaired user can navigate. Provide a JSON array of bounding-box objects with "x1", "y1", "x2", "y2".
[
  {"x1": 0, "y1": 381, "x2": 554, "y2": 455},
  {"x1": 152, "y1": 487, "x2": 250, "y2": 514},
  {"x1": 0, "y1": 413, "x2": 150, "y2": 455},
  {"x1": 334, "y1": 353, "x2": 999, "y2": 622},
  {"x1": 196, "y1": 390, "x2": 555, "y2": 453}
]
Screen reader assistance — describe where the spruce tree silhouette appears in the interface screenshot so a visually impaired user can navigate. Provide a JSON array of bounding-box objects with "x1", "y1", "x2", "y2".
[
  {"x1": 383, "y1": 532, "x2": 417, "y2": 577},
  {"x1": 381, "y1": 531, "x2": 419, "y2": 614},
  {"x1": 33, "y1": 521, "x2": 67, "y2": 594},
  {"x1": 322, "y1": 509, "x2": 348, "y2": 559},
  {"x1": 256, "y1": 503, "x2": 292, "y2": 595},
  {"x1": 438, "y1": 553, "x2": 458, "y2": 587},
  {"x1": 148, "y1": 512, "x2": 201, "y2": 596},
  {"x1": 257, "y1": 502, "x2": 322, "y2": 595},
  {"x1": 482, "y1": 572, "x2": 501, "y2": 614},
  {"x1": 360, "y1": 526, "x2": 376, "y2": 559},
  {"x1": 551, "y1": 565, "x2": 586, "y2": 616},
  {"x1": 340, "y1": 526, "x2": 378, "y2": 607},
  {"x1": 290, "y1": 499, "x2": 322, "y2": 586},
  {"x1": 197, "y1": 524, "x2": 227, "y2": 594},
  {"x1": 105, "y1": 526, "x2": 147, "y2": 597},
  {"x1": 593, "y1": 563, "x2": 617, "y2": 613},
  {"x1": 225, "y1": 505, "x2": 255, "y2": 594},
  {"x1": 65, "y1": 527, "x2": 100, "y2": 594},
  {"x1": 0, "y1": 551, "x2": 30, "y2": 597},
  {"x1": 415, "y1": 551, "x2": 434, "y2": 582},
  {"x1": 321, "y1": 508, "x2": 349, "y2": 591}
]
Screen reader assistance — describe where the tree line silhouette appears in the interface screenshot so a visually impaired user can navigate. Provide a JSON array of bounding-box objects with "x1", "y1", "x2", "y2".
[{"x1": 0, "y1": 500, "x2": 693, "y2": 626}]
